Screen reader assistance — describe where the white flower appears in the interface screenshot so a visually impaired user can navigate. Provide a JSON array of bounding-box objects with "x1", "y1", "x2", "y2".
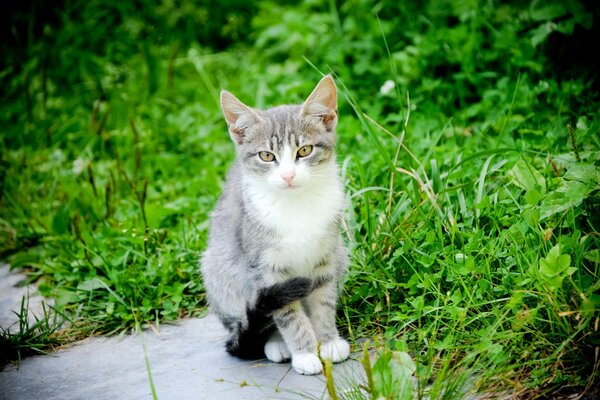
[
  {"x1": 52, "y1": 149, "x2": 66, "y2": 163},
  {"x1": 73, "y1": 157, "x2": 90, "y2": 175},
  {"x1": 379, "y1": 79, "x2": 395, "y2": 95}
]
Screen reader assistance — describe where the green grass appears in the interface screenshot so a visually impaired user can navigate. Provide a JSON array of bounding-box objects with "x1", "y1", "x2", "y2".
[
  {"x1": 0, "y1": 295, "x2": 64, "y2": 368},
  {"x1": 1, "y1": 0, "x2": 600, "y2": 397}
]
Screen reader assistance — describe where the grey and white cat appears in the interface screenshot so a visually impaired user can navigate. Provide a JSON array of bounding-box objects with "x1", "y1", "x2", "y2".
[{"x1": 200, "y1": 75, "x2": 350, "y2": 375}]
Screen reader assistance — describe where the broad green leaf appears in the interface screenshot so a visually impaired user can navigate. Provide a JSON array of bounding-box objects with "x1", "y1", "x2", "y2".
[
  {"x1": 530, "y1": 23, "x2": 553, "y2": 48},
  {"x1": 394, "y1": 351, "x2": 417, "y2": 375},
  {"x1": 522, "y1": 208, "x2": 540, "y2": 227},
  {"x1": 564, "y1": 180, "x2": 588, "y2": 201},
  {"x1": 372, "y1": 351, "x2": 416, "y2": 400},
  {"x1": 509, "y1": 159, "x2": 546, "y2": 193},
  {"x1": 524, "y1": 188, "x2": 542, "y2": 206},
  {"x1": 584, "y1": 250, "x2": 600, "y2": 264},
  {"x1": 77, "y1": 277, "x2": 109, "y2": 291},
  {"x1": 529, "y1": 3, "x2": 567, "y2": 21},
  {"x1": 576, "y1": 116, "x2": 589, "y2": 130},
  {"x1": 540, "y1": 245, "x2": 571, "y2": 278},
  {"x1": 539, "y1": 245, "x2": 572, "y2": 290},
  {"x1": 372, "y1": 352, "x2": 394, "y2": 398},
  {"x1": 555, "y1": 19, "x2": 575, "y2": 35},
  {"x1": 540, "y1": 180, "x2": 588, "y2": 220},
  {"x1": 564, "y1": 164, "x2": 600, "y2": 184},
  {"x1": 458, "y1": 258, "x2": 476, "y2": 275},
  {"x1": 411, "y1": 296, "x2": 425, "y2": 312}
]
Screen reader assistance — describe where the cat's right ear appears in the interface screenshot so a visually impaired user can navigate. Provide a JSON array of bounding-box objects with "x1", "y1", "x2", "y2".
[{"x1": 220, "y1": 90, "x2": 263, "y2": 145}]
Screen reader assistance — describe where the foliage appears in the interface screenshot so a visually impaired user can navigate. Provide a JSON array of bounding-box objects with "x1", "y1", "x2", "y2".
[
  {"x1": 1, "y1": 0, "x2": 600, "y2": 397},
  {"x1": 0, "y1": 297, "x2": 64, "y2": 369}
]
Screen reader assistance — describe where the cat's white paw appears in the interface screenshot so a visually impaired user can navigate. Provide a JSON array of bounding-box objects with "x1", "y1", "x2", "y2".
[
  {"x1": 291, "y1": 352, "x2": 323, "y2": 375},
  {"x1": 320, "y1": 338, "x2": 350, "y2": 363},
  {"x1": 264, "y1": 336, "x2": 291, "y2": 363}
]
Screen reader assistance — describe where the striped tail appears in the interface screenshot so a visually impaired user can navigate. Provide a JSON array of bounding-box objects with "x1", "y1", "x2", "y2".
[{"x1": 225, "y1": 277, "x2": 313, "y2": 359}]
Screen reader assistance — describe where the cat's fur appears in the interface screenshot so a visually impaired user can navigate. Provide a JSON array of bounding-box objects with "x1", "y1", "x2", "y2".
[{"x1": 200, "y1": 75, "x2": 350, "y2": 375}]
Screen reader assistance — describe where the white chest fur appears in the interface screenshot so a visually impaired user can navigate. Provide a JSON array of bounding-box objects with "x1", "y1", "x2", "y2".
[{"x1": 244, "y1": 171, "x2": 344, "y2": 276}]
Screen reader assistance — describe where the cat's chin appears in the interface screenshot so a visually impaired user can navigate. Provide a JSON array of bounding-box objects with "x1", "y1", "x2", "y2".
[
  {"x1": 272, "y1": 182, "x2": 303, "y2": 191},
  {"x1": 282, "y1": 184, "x2": 300, "y2": 190}
]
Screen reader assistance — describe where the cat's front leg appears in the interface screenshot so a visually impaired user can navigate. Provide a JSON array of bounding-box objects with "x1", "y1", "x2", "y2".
[
  {"x1": 264, "y1": 330, "x2": 291, "y2": 363},
  {"x1": 305, "y1": 275, "x2": 350, "y2": 363},
  {"x1": 272, "y1": 301, "x2": 322, "y2": 375}
]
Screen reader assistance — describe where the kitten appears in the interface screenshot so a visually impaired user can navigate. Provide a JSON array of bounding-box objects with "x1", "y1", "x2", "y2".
[{"x1": 200, "y1": 75, "x2": 350, "y2": 375}]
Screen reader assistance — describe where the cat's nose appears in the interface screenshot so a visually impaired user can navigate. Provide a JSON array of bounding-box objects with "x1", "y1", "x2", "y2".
[{"x1": 281, "y1": 171, "x2": 296, "y2": 185}]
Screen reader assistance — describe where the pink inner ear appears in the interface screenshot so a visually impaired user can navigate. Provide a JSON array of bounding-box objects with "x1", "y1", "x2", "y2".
[
  {"x1": 223, "y1": 108, "x2": 239, "y2": 127},
  {"x1": 302, "y1": 75, "x2": 338, "y2": 116},
  {"x1": 319, "y1": 89, "x2": 337, "y2": 113}
]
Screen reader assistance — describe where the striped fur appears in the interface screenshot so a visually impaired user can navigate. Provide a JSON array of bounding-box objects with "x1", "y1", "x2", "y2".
[{"x1": 200, "y1": 76, "x2": 350, "y2": 375}]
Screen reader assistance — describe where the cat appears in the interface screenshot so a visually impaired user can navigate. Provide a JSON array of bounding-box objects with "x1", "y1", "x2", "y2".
[{"x1": 200, "y1": 75, "x2": 350, "y2": 375}]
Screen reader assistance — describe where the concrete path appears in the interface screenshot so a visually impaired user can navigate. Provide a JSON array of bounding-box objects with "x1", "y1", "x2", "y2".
[
  {"x1": 0, "y1": 264, "x2": 47, "y2": 329},
  {"x1": 0, "y1": 265, "x2": 363, "y2": 400}
]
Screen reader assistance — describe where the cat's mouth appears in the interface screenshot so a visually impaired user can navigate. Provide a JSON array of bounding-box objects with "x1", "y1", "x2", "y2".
[{"x1": 280, "y1": 181, "x2": 301, "y2": 190}]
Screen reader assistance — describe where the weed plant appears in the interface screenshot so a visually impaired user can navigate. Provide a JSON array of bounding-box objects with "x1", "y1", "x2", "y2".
[
  {"x1": 0, "y1": 296, "x2": 63, "y2": 368},
  {"x1": 1, "y1": 0, "x2": 599, "y2": 397}
]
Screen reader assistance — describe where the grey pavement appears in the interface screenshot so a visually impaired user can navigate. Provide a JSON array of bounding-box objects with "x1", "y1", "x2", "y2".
[
  {"x1": 0, "y1": 264, "x2": 47, "y2": 329},
  {"x1": 0, "y1": 265, "x2": 364, "y2": 400}
]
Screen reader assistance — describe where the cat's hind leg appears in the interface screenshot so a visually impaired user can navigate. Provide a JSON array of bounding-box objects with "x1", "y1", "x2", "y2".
[
  {"x1": 226, "y1": 277, "x2": 313, "y2": 360},
  {"x1": 225, "y1": 313, "x2": 274, "y2": 360}
]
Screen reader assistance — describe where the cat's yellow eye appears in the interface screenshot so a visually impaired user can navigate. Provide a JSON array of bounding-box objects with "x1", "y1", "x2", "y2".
[
  {"x1": 297, "y1": 145, "x2": 313, "y2": 158},
  {"x1": 258, "y1": 151, "x2": 275, "y2": 162}
]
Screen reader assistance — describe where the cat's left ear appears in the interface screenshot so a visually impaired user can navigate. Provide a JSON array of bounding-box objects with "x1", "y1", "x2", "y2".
[{"x1": 300, "y1": 75, "x2": 338, "y2": 132}]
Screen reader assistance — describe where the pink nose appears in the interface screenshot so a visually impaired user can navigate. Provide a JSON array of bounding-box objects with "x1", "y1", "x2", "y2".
[{"x1": 282, "y1": 171, "x2": 295, "y2": 185}]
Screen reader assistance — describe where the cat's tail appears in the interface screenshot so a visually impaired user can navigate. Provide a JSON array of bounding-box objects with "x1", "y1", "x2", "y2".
[
  {"x1": 225, "y1": 277, "x2": 313, "y2": 359},
  {"x1": 253, "y1": 277, "x2": 314, "y2": 314}
]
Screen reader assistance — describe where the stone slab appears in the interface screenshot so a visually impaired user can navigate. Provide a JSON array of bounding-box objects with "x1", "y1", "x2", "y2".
[
  {"x1": 0, "y1": 265, "x2": 363, "y2": 400},
  {"x1": 0, "y1": 315, "x2": 363, "y2": 400}
]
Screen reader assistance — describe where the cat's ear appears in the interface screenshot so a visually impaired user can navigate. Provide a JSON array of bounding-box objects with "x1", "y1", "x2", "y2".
[
  {"x1": 300, "y1": 75, "x2": 338, "y2": 132},
  {"x1": 220, "y1": 90, "x2": 263, "y2": 144}
]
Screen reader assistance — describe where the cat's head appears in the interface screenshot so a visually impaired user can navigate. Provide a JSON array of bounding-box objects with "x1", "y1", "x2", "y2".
[{"x1": 220, "y1": 75, "x2": 339, "y2": 191}]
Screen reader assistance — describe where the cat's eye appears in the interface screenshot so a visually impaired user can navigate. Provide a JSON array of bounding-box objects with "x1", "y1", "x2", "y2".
[
  {"x1": 258, "y1": 151, "x2": 275, "y2": 162},
  {"x1": 297, "y1": 145, "x2": 313, "y2": 158}
]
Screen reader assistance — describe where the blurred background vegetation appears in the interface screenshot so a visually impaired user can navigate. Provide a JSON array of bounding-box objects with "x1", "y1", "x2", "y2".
[{"x1": 1, "y1": 0, "x2": 600, "y2": 397}]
